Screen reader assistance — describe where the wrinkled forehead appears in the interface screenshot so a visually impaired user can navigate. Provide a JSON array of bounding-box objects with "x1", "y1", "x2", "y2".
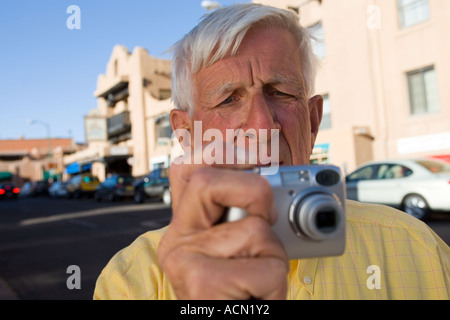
[
  {"x1": 192, "y1": 22, "x2": 302, "y2": 75},
  {"x1": 197, "y1": 27, "x2": 304, "y2": 86}
]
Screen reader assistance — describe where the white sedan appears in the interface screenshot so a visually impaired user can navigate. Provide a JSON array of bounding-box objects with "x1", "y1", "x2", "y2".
[{"x1": 345, "y1": 158, "x2": 450, "y2": 220}]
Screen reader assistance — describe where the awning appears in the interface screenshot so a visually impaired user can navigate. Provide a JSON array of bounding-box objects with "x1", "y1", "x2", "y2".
[
  {"x1": 0, "y1": 171, "x2": 12, "y2": 181},
  {"x1": 65, "y1": 162, "x2": 92, "y2": 175},
  {"x1": 81, "y1": 163, "x2": 92, "y2": 171},
  {"x1": 65, "y1": 163, "x2": 80, "y2": 175},
  {"x1": 430, "y1": 155, "x2": 450, "y2": 164}
]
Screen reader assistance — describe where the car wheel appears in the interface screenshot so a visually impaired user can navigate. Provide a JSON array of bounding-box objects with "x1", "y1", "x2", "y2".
[
  {"x1": 94, "y1": 192, "x2": 101, "y2": 202},
  {"x1": 74, "y1": 190, "x2": 81, "y2": 199},
  {"x1": 134, "y1": 189, "x2": 144, "y2": 204},
  {"x1": 403, "y1": 194, "x2": 430, "y2": 220},
  {"x1": 107, "y1": 192, "x2": 115, "y2": 202},
  {"x1": 162, "y1": 188, "x2": 171, "y2": 205}
]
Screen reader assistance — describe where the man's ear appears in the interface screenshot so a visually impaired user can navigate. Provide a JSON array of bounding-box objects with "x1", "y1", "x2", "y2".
[
  {"x1": 170, "y1": 109, "x2": 193, "y2": 151},
  {"x1": 170, "y1": 109, "x2": 192, "y2": 132},
  {"x1": 308, "y1": 95, "x2": 323, "y2": 149}
]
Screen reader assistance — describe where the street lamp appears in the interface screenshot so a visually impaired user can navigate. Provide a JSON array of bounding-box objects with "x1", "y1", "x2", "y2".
[
  {"x1": 201, "y1": 0, "x2": 222, "y2": 11},
  {"x1": 28, "y1": 119, "x2": 52, "y2": 160}
]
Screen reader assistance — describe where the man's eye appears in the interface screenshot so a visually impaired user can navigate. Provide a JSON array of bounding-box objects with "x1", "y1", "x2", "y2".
[
  {"x1": 272, "y1": 91, "x2": 289, "y2": 96},
  {"x1": 268, "y1": 90, "x2": 299, "y2": 100},
  {"x1": 220, "y1": 96, "x2": 235, "y2": 105}
]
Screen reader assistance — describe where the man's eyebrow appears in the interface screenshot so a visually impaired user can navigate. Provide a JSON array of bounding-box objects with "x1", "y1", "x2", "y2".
[
  {"x1": 205, "y1": 82, "x2": 241, "y2": 100},
  {"x1": 205, "y1": 74, "x2": 305, "y2": 99},
  {"x1": 216, "y1": 82, "x2": 240, "y2": 96},
  {"x1": 270, "y1": 74, "x2": 304, "y2": 89}
]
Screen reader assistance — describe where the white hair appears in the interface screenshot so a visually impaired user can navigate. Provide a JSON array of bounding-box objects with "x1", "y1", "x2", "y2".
[{"x1": 170, "y1": 3, "x2": 319, "y2": 114}]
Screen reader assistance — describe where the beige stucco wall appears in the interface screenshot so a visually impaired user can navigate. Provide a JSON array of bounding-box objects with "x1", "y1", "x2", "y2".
[
  {"x1": 127, "y1": 47, "x2": 173, "y2": 176},
  {"x1": 256, "y1": 0, "x2": 450, "y2": 172}
]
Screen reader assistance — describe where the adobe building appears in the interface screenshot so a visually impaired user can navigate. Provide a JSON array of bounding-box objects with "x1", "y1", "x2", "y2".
[
  {"x1": 63, "y1": 46, "x2": 175, "y2": 181},
  {"x1": 256, "y1": 0, "x2": 450, "y2": 172},
  {"x1": 0, "y1": 138, "x2": 77, "y2": 185},
  {"x1": 65, "y1": 1, "x2": 450, "y2": 179}
]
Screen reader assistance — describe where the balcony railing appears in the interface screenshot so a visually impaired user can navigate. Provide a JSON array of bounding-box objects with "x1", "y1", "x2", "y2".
[{"x1": 107, "y1": 111, "x2": 131, "y2": 140}]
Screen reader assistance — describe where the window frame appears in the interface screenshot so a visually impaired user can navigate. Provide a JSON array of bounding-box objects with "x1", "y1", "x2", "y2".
[
  {"x1": 319, "y1": 94, "x2": 331, "y2": 131},
  {"x1": 406, "y1": 66, "x2": 440, "y2": 116},
  {"x1": 397, "y1": 0, "x2": 430, "y2": 29}
]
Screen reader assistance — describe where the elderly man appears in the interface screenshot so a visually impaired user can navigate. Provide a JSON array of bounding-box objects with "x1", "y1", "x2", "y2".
[{"x1": 94, "y1": 4, "x2": 449, "y2": 300}]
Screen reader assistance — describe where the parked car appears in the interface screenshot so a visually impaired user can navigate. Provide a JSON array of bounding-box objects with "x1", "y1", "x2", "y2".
[
  {"x1": 17, "y1": 180, "x2": 50, "y2": 197},
  {"x1": 66, "y1": 174, "x2": 100, "y2": 199},
  {"x1": 94, "y1": 174, "x2": 135, "y2": 202},
  {"x1": 48, "y1": 181, "x2": 69, "y2": 198},
  {"x1": 0, "y1": 184, "x2": 20, "y2": 199},
  {"x1": 346, "y1": 158, "x2": 450, "y2": 220},
  {"x1": 19, "y1": 182, "x2": 36, "y2": 197},
  {"x1": 34, "y1": 180, "x2": 50, "y2": 197},
  {"x1": 133, "y1": 168, "x2": 171, "y2": 205}
]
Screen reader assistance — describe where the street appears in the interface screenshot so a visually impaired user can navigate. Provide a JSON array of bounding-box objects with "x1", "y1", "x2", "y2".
[
  {"x1": 0, "y1": 197, "x2": 172, "y2": 300},
  {"x1": 0, "y1": 196, "x2": 449, "y2": 300}
]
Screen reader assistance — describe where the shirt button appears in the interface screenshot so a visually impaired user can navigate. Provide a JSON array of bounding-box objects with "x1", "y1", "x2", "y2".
[{"x1": 303, "y1": 276, "x2": 312, "y2": 285}]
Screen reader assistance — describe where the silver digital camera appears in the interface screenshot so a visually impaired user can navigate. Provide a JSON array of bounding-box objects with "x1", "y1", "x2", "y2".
[{"x1": 223, "y1": 165, "x2": 346, "y2": 259}]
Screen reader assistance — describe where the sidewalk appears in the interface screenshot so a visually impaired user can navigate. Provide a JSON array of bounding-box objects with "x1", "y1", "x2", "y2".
[{"x1": 0, "y1": 276, "x2": 18, "y2": 300}]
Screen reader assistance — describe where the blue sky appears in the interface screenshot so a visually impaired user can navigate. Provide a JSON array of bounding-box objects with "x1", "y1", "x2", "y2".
[{"x1": 0, "y1": 0, "x2": 250, "y2": 143}]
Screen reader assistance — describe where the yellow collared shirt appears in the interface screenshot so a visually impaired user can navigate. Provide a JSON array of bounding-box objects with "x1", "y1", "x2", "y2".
[{"x1": 94, "y1": 200, "x2": 449, "y2": 300}]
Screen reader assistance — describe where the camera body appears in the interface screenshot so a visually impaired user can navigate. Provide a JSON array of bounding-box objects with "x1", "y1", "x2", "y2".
[{"x1": 223, "y1": 165, "x2": 346, "y2": 260}]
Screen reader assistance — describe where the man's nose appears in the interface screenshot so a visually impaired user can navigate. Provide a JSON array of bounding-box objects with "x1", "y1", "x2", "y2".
[{"x1": 242, "y1": 93, "x2": 281, "y2": 139}]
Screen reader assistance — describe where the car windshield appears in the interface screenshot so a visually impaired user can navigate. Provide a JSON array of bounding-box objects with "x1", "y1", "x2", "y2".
[
  {"x1": 118, "y1": 176, "x2": 134, "y2": 184},
  {"x1": 83, "y1": 176, "x2": 99, "y2": 183},
  {"x1": 415, "y1": 160, "x2": 450, "y2": 173}
]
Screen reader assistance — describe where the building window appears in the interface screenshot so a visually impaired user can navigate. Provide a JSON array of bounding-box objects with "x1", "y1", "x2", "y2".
[
  {"x1": 319, "y1": 94, "x2": 331, "y2": 130},
  {"x1": 308, "y1": 21, "x2": 326, "y2": 59},
  {"x1": 407, "y1": 66, "x2": 439, "y2": 116},
  {"x1": 310, "y1": 143, "x2": 330, "y2": 165},
  {"x1": 155, "y1": 114, "x2": 173, "y2": 146},
  {"x1": 398, "y1": 0, "x2": 430, "y2": 28},
  {"x1": 159, "y1": 89, "x2": 172, "y2": 100}
]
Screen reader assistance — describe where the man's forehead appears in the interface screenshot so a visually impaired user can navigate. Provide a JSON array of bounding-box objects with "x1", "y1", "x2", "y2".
[{"x1": 194, "y1": 27, "x2": 305, "y2": 97}]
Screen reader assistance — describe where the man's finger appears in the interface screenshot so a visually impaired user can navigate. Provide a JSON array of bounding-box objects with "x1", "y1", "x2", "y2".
[{"x1": 171, "y1": 167, "x2": 276, "y2": 233}]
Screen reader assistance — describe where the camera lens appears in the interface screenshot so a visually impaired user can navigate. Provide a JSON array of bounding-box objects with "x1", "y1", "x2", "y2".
[
  {"x1": 290, "y1": 191, "x2": 344, "y2": 241},
  {"x1": 316, "y1": 209, "x2": 337, "y2": 232}
]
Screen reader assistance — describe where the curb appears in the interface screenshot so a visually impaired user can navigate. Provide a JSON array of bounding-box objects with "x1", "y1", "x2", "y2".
[{"x1": 0, "y1": 275, "x2": 19, "y2": 300}]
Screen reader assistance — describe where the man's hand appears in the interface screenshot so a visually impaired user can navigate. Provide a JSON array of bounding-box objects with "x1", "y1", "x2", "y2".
[{"x1": 157, "y1": 156, "x2": 289, "y2": 300}]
